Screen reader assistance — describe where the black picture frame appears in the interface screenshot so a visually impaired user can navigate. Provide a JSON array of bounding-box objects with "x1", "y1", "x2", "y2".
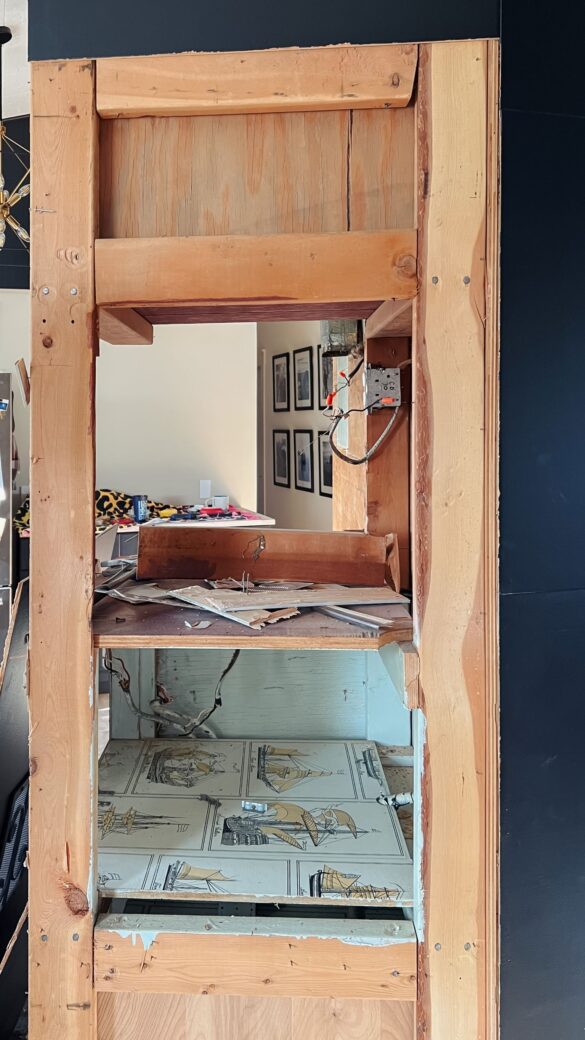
[
  {"x1": 272, "y1": 429, "x2": 290, "y2": 488},
  {"x1": 318, "y1": 431, "x2": 333, "y2": 498},
  {"x1": 293, "y1": 346, "x2": 314, "y2": 411},
  {"x1": 293, "y1": 429, "x2": 314, "y2": 493},
  {"x1": 272, "y1": 352, "x2": 290, "y2": 412},
  {"x1": 317, "y1": 344, "x2": 334, "y2": 409}
]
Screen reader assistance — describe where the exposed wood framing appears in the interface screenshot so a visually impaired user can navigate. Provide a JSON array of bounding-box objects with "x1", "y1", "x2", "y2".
[
  {"x1": 98, "y1": 307, "x2": 153, "y2": 346},
  {"x1": 96, "y1": 44, "x2": 418, "y2": 118},
  {"x1": 95, "y1": 231, "x2": 417, "y2": 311},
  {"x1": 413, "y1": 40, "x2": 498, "y2": 1040},
  {"x1": 366, "y1": 300, "x2": 413, "y2": 339},
  {"x1": 29, "y1": 60, "x2": 98, "y2": 1040},
  {"x1": 94, "y1": 916, "x2": 417, "y2": 1000},
  {"x1": 97, "y1": 993, "x2": 416, "y2": 1040},
  {"x1": 380, "y1": 641, "x2": 420, "y2": 711}
]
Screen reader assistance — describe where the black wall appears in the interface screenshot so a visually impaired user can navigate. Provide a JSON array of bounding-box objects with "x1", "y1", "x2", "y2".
[{"x1": 23, "y1": 2, "x2": 585, "y2": 1037}]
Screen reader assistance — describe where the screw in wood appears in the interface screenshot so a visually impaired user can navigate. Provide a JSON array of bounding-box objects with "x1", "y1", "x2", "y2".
[
  {"x1": 464, "y1": 942, "x2": 472, "y2": 950},
  {"x1": 41, "y1": 286, "x2": 49, "y2": 295},
  {"x1": 41, "y1": 934, "x2": 48, "y2": 942},
  {"x1": 432, "y1": 276, "x2": 439, "y2": 285},
  {"x1": 72, "y1": 933, "x2": 80, "y2": 942},
  {"x1": 463, "y1": 276, "x2": 471, "y2": 284},
  {"x1": 70, "y1": 287, "x2": 78, "y2": 295},
  {"x1": 434, "y1": 943, "x2": 441, "y2": 951}
]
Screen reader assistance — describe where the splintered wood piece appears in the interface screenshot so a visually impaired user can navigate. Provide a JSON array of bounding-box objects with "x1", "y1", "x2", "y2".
[
  {"x1": 169, "y1": 585, "x2": 406, "y2": 612},
  {"x1": 95, "y1": 231, "x2": 417, "y2": 311},
  {"x1": 137, "y1": 527, "x2": 391, "y2": 584},
  {"x1": 96, "y1": 44, "x2": 418, "y2": 118}
]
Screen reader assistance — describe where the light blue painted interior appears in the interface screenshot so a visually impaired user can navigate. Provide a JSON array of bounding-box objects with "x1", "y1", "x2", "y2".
[{"x1": 118, "y1": 648, "x2": 413, "y2": 745}]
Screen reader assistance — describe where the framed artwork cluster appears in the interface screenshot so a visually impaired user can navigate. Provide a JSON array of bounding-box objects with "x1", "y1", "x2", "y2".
[{"x1": 271, "y1": 345, "x2": 333, "y2": 498}]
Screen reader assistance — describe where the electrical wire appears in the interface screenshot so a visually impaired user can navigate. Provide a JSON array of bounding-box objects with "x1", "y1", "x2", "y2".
[
  {"x1": 328, "y1": 405, "x2": 401, "y2": 466},
  {"x1": 104, "y1": 648, "x2": 240, "y2": 735}
]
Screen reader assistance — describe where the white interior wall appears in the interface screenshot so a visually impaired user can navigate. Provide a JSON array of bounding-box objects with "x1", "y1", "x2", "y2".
[
  {"x1": 0, "y1": 289, "x2": 30, "y2": 492},
  {"x1": 96, "y1": 323, "x2": 258, "y2": 507},
  {"x1": 258, "y1": 321, "x2": 332, "y2": 530}
]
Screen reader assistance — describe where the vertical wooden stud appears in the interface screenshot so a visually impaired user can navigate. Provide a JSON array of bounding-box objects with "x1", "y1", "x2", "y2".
[
  {"x1": 413, "y1": 40, "x2": 498, "y2": 1039},
  {"x1": 29, "y1": 60, "x2": 98, "y2": 1040}
]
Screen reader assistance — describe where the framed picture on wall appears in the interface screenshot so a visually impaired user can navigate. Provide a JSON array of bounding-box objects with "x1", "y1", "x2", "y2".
[
  {"x1": 272, "y1": 353, "x2": 290, "y2": 412},
  {"x1": 318, "y1": 431, "x2": 333, "y2": 497},
  {"x1": 272, "y1": 429, "x2": 290, "y2": 488},
  {"x1": 293, "y1": 346, "x2": 313, "y2": 410},
  {"x1": 317, "y1": 345, "x2": 334, "y2": 409},
  {"x1": 294, "y1": 429, "x2": 314, "y2": 492}
]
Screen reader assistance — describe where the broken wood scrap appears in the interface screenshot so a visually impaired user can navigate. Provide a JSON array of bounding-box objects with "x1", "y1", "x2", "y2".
[{"x1": 168, "y1": 584, "x2": 407, "y2": 613}]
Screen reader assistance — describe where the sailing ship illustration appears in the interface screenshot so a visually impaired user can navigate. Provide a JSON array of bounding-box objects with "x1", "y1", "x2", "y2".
[
  {"x1": 221, "y1": 801, "x2": 364, "y2": 849},
  {"x1": 309, "y1": 864, "x2": 403, "y2": 901},
  {"x1": 256, "y1": 745, "x2": 334, "y2": 793},
  {"x1": 164, "y1": 860, "x2": 234, "y2": 893},
  {"x1": 357, "y1": 746, "x2": 384, "y2": 787},
  {"x1": 98, "y1": 800, "x2": 187, "y2": 839},
  {"x1": 146, "y1": 744, "x2": 226, "y2": 788}
]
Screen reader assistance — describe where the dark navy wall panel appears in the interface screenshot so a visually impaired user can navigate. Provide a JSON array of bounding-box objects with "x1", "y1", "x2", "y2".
[
  {"x1": 28, "y1": 0, "x2": 499, "y2": 61},
  {"x1": 500, "y1": 109, "x2": 585, "y2": 596},
  {"x1": 500, "y1": 589, "x2": 585, "y2": 1040},
  {"x1": 502, "y1": 1, "x2": 585, "y2": 118}
]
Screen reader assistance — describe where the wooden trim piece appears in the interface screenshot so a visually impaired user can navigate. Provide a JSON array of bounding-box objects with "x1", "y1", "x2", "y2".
[
  {"x1": 98, "y1": 307, "x2": 153, "y2": 345},
  {"x1": 96, "y1": 44, "x2": 418, "y2": 119},
  {"x1": 379, "y1": 641, "x2": 420, "y2": 711},
  {"x1": 137, "y1": 526, "x2": 390, "y2": 583},
  {"x1": 94, "y1": 914, "x2": 417, "y2": 999},
  {"x1": 366, "y1": 300, "x2": 413, "y2": 338},
  {"x1": 95, "y1": 231, "x2": 417, "y2": 310},
  {"x1": 485, "y1": 39, "x2": 501, "y2": 1040},
  {"x1": 29, "y1": 60, "x2": 98, "y2": 1040},
  {"x1": 413, "y1": 41, "x2": 498, "y2": 1040}
]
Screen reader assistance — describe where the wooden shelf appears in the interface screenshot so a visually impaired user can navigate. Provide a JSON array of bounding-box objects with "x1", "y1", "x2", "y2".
[{"x1": 92, "y1": 598, "x2": 412, "y2": 650}]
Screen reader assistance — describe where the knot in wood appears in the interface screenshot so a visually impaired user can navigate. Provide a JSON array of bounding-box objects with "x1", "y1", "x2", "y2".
[{"x1": 42, "y1": 336, "x2": 53, "y2": 349}]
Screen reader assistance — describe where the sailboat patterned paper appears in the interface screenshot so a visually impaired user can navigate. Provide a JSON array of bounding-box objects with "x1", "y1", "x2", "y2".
[{"x1": 98, "y1": 738, "x2": 413, "y2": 905}]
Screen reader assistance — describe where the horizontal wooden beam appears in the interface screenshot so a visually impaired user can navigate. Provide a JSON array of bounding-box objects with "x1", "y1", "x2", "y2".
[
  {"x1": 96, "y1": 44, "x2": 418, "y2": 119},
  {"x1": 98, "y1": 307, "x2": 153, "y2": 345},
  {"x1": 137, "y1": 301, "x2": 382, "y2": 325},
  {"x1": 95, "y1": 231, "x2": 417, "y2": 310},
  {"x1": 366, "y1": 299, "x2": 413, "y2": 338},
  {"x1": 94, "y1": 914, "x2": 417, "y2": 999},
  {"x1": 137, "y1": 526, "x2": 391, "y2": 583}
]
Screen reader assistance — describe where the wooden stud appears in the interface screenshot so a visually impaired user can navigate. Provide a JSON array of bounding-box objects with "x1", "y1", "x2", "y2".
[
  {"x1": 96, "y1": 44, "x2": 418, "y2": 119},
  {"x1": 485, "y1": 39, "x2": 501, "y2": 1040},
  {"x1": 95, "y1": 231, "x2": 417, "y2": 311},
  {"x1": 413, "y1": 41, "x2": 498, "y2": 1040},
  {"x1": 94, "y1": 915, "x2": 417, "y2": 999},
  {"x1": 366, "y1": 300, "x2": 413, "y2": 339},
  {"x1": 98, "y1": 307, "x2": 153, "y2": 345},
  {"x1": 29, "y1": 60, "x2": 98, "y2": 1040}
]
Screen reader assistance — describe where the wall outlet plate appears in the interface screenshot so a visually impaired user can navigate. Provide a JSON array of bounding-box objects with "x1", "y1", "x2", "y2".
[{"x1": 365, "y1": 366, "x2": 401, "y2": 410}]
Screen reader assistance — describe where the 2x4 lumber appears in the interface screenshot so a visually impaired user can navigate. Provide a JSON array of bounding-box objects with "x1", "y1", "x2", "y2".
[
  {"x1": 137, "y1": 527, "x2": 390, "y2": 583},
  {"x1": 366, "y1": 299, "x2": 413, "y2": 338},
  {"x1": 95, "y1": 231, "x2": 417, "y2": 311},
  {"x1": 96, "y1": 44, "x2": 418, "y2": 119},
  {"x1": 94, "y1": 914, "x2": 417, "y2": 1000},
  {"x1": 413, "y1": 41, "x2": 497, "y2": 1040},
  {"x1": 98, "y1": 307, "x2": 153, "y2": 345},
  {"x1": 30, "y1": 60, "x2": 98, "y2": 1040}
]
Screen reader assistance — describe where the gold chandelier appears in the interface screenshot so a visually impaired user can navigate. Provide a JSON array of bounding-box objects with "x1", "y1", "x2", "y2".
[{"x1": 0, "y1": 26, "x2": 29, "y2": 252}]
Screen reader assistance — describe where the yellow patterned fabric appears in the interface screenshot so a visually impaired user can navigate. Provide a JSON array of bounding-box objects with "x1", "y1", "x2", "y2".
[{"x1": 14, "y1": 489, "x2": 174, "y2": 534}]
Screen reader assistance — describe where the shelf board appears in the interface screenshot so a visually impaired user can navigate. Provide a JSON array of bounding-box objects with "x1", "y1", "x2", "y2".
[{"x1": 93, "y1": 598, "x2": 412, "y2": 650}]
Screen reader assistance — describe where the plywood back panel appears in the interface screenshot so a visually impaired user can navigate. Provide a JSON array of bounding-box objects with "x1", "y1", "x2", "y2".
[
  {"x1": 100, "y1": 106, "x2": 415, "y2": 239},
  {"x1": 98, "y1": 993, "x2": 416, "y2": 1040}
]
